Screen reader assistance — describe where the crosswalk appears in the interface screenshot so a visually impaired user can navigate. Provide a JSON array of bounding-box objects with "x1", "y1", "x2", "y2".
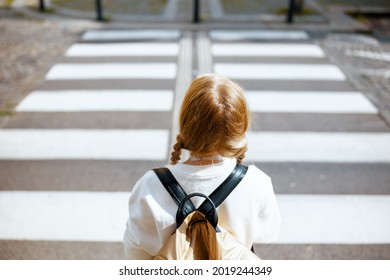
[{"x1": 0, "y1": 29, "x2": 389, "y2": 260}]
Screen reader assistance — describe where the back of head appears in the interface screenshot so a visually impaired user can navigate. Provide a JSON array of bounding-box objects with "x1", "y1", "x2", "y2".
[{"x1": 171, "y1": 73, "x2": 250, "y2": 164}]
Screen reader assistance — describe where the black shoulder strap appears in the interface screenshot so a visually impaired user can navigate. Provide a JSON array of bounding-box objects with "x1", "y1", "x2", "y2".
[
  {"x1": 153, "y1": 163, "x2": 248, "y2": 212},
  {"x1": 153, "y1": 164, "x2": 248, "y2": 229},
  {"x1": 197, "y1": 163, "x2": 248, "y2": 214},
  {"x1": 152, "y1": 167, "x2": 196, "y2": 216}
]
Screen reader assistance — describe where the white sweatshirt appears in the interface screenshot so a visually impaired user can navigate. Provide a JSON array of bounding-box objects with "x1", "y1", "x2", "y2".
[{"x1": 123, "y1": 157, "x2": 281, "y2": 259}]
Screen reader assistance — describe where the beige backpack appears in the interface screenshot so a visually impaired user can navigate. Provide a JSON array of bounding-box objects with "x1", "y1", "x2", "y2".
[{"x1": 152, "y1": 164, "x2": 260, "y2": 260}]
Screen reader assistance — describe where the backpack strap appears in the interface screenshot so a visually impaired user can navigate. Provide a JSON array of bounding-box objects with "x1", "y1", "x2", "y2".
[
  {"x1": 197, "y1": 163, "x2": 248, "y2": 214},
  {"x1": 153, "y1": 163, "x2": 248, "y2": 227},
  {"x1": 152, "y1": 167, "x2": 196, "y2": 218}
]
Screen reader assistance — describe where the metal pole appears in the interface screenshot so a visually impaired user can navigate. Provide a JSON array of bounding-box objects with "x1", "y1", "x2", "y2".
[
  {"x1": 193, "y1": 0, "x2": 200, "y2": 23},
  {"x1": 96, "y1": 0, "x2": 104, "y2": 21},
  {"x1": 287, "y1": 0, "x2": 295, "y2": 23},
  {"x1": 39, "y1": 0, "x2": 45, "y2": 12}
]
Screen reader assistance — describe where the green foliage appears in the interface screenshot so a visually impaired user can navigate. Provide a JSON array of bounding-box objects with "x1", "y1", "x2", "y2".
[
  {"x1": 1, "y1": 0, "x2": 14, "y2": 8},
  {"x1": 50, "y1": 0, "x2": 169, "y2": 14}
]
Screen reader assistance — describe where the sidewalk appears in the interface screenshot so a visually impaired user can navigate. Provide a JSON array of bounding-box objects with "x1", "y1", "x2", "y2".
[
  {"x1": 7, "y1": 0, "x2": 389, "y2": 38},
  {"x1": 7, "y1": 0, "x2": 374, "y2": 31}
]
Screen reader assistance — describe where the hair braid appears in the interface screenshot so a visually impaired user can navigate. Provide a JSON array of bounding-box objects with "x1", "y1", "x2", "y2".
[
  {"x1": 235, "y1": 144, "x2": 248, "y2": 165},
  {"x1": 170, "y1": 134, "x2": 184, "y2": 164}
]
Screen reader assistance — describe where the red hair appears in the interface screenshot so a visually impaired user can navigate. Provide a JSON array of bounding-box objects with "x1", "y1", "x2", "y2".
[{"x1": 171, "y1": 74, "x2": 249, "y2": 164}]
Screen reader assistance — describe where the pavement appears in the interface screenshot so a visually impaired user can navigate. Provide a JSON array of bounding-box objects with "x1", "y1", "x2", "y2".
[{"x1": 0, "y1": 0, "x2": 390, "y2": 260}]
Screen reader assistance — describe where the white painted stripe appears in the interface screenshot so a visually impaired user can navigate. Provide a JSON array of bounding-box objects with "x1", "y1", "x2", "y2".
[
  {"x1": 0, "y1": 191, "x2": 128, "y2": 242},
  {"x1": 246, "y1": 91, "x2": 378, "y2": 114},
  {"x1": 210, "y1": 30, "x2": 309, "y2": 41},
  {"x1": 45, "y1": 63, "x2": 177, "y2": 80},
  {"x1": 276, "y1": 195, "x2": 390, "y2": 244},
  {"x1": 346, "y1": 50, "x2": 390, "y2": 62},
  {"x1": 1, "y1": 192, "x2": 389, "y2": 244},
  {"x1": 16, "y1": 90, "x2": 174, "y2": 112},
  {"x1": 0, "y1": 130, "x2": 169, "y2": 160},
  {"x1": 246, "y1": 132, "x2": 390, "y2": 162},
  {"x1": 66, "y1": 43, "x2": 179, "y2": 57},
  {"x1": 82, "y1": 29, "x2": 181, "y2": 41},
  {"x1": 212, "y1": 44, "x2": 325, "y2": 57},
  {"x1": 215, "y1": 63, "x2": 346, "y2": 80}
]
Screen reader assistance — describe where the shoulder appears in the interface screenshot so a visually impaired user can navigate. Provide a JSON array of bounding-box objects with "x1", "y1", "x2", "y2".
[
  {"x1": 132, "y1": 169, "x2": 160, "y2": 191},
  {"x1": 138, "y1": 169, "x2": 161, "y2": 186},
  {"x1": 245, "y1": 164, "x2": 272, "y2": 184},
  {"x1": 128, "y1": 168, "x2": 178, "y2": 219},
  {"x1": 238, "y1": 164, "x2": 274, "y2": 194},
  {"x1": 129, "y1": 169, "x2": 166, "y2": 204}
]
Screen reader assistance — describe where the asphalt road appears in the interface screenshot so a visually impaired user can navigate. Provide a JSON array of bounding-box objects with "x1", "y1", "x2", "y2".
[{"x1": 0, "y1": 28, "x2": 389, "y2": 260}]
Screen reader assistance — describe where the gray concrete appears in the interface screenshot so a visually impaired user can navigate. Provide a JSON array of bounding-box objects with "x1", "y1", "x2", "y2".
[
  {"x1": 0, "y1": 240, "x2": 125, "y2": 260},
  {"x1": 234, "y1": 80, "x2": 355, "y2": 91},
  {"x1": 4, "y1": 112, "x2": 172, "y2": 129},
  {"x1": 257, "y1": 162, "x2": 390, "y2": 195},
  {"x1": 251, "y1": 113, "x2": 390, "y2": 132},
  {"x1": 39, "y1": 80, "x2": 175, "y2": 91},
  {"x1": 255, "y1": 244, "x2": 390, "y2": 260},
  {"x1": 0, "y1": 160, "x2": 165, "y2": 192}
]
